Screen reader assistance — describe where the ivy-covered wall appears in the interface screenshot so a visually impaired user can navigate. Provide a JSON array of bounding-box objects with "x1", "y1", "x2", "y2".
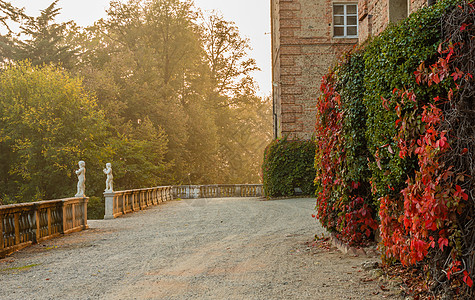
[{"x1": 315, "y1": 0, "x2": 474, "y2": 297}]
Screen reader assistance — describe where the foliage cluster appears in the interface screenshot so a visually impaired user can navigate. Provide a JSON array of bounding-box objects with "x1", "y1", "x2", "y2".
[
  {"x1": 262, "y1": 138, "x2": 316, "y2": 197},
  {"x1": 87, "y1": 196, "x2": 105, "y2": 220},
  {"x1": 314, "y1": 53, "x2": 377, "y2": 247},
  {"x1": 314, "y1": 0, "x2": 475, "y2": 296},
  {"x1": 0, "y1": 62, "x2": 108, "y2": 202},
  {"x1": 0, "y1": 0, "x2": 271, "y2": 204}
]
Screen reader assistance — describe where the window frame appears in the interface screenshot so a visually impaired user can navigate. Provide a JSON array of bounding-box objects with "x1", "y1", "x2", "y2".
[{"x1": 333, "y1": 3, "x2": 359, "y2": 38}]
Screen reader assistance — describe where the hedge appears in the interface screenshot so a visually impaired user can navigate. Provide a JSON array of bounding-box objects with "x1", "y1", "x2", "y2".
[{"x1": 262, "y1": 137, "x2": 316, "y2": 197}]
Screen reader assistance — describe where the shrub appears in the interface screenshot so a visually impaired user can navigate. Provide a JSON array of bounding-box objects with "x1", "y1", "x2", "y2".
[
  {"x1": 87, "y1": 196, "x2": 105, "y2": 220},
  {"x1": 262, "y1": 137, "x2": 316, "y2": 197}
]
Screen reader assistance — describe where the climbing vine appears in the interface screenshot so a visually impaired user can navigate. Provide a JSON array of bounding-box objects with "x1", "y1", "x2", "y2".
[
  {"x1": 314, "y1": 53, "x2": 378, "y2": 247},
  {"x1": 314, "y1": 1, "x2": 475, "y2": 297}
]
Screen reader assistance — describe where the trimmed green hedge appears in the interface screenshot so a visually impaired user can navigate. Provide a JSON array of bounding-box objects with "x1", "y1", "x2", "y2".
[{"x1": 262, "y1": 138, "x2": 316, "y2": 197}]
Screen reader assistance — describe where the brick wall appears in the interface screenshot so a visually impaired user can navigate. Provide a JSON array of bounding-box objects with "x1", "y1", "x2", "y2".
[
  {"x1": 272, "y1": 0, "x2": 357, "y2": 140},
  {"x1": 410, "y1": 0, "x2": 430, "y2": 13},
  {"x1": 359, "y1": 0, "x2": 430, "y2": 43}
]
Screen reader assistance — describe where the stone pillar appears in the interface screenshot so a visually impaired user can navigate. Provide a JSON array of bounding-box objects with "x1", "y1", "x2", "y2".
[
  {"x1": 104, "y1": 192, "x2": 115, "y2": 220},
  {"x1": 192, "y1": 185, "x2": 200, "y2": 198}
]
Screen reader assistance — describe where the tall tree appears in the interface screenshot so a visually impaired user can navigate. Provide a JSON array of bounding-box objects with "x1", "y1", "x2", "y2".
[
  {"x1": 0, "y1": 0, "x2": 23, "y2": 33},
  {"x1": 0, "y1": 0, "x2": 77, "y2": 68},
  {"x1": 0, "y1": 1, "x2": 24, "y2": 61},
  {"x1": 0, "y1": 61, "x2": 108, "y2": 203},
  {"x1": 72, "y1": 0, "x2": 270, "y2": 185},
  {"x1": 201, "y1": 13, "x2": 260, "y2": 99},
  {"x1": 201, "y1": 12, "x2": 270, "y2": 183},
  {"x1": 78, "y1": 0, "x2": 221, "y2": 183}
]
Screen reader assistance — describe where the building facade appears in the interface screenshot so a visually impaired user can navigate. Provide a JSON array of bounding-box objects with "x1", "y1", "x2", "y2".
[{"x1": 271, "y1": 0, "x2": 437, "y2": 140}]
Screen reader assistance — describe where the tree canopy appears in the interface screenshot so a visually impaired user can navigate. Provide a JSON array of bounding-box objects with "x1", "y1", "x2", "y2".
[
  {"x1": 0, "y1": 61, "x2": 107, "y2": 203},
  {"x1": 0, "y1": 0, "x2": 271, "y2": 203}
]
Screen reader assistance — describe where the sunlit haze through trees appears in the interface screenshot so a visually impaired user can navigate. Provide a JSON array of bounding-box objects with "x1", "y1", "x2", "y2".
[{"x1": 0, "y1": 0, "x2": 272, "y2": 204}]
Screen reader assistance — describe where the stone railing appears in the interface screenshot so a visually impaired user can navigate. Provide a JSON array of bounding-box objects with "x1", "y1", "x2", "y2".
[
  {"x1": 172, "y1": 184, "x2": 263, "y2": 199},
  {"x1": 104, "y1": 184, "x2": 263, "y2": 219},
  {"x1": 104, "y1": 186, "x2": 173, "y2": 219},
  {"x1": 0, "y1": 197, "x2": 88, "y2": 258}
]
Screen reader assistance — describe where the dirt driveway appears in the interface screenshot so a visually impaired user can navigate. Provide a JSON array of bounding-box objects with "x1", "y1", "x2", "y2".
[{"x1": 0, "y1": 197, "x2": 399, "y2": 299}]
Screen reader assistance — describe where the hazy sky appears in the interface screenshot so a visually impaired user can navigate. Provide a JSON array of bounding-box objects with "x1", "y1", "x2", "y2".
[{"x1": 9, "y1": 0, "x2": 271, "y2": 96}]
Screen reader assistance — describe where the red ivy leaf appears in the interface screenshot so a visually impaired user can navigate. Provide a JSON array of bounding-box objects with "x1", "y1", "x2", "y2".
[
  {"x1": 463, "y1": 271, "x2": 473, "y2": 287},
  {"x1": 451, "y1": 67, "x2": 464, "y2": 81},
  {"x1": 438, "y1": 237, "x2": 448, "y2": 251}
]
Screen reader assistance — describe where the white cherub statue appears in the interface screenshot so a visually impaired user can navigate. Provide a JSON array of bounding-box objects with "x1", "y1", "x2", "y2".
[
  {"x1": 103, "y1": 163, "x2": 113, "y2": 192},
  {"x1": 75, "y1": 161, "x2": 86, "y2": 197}
]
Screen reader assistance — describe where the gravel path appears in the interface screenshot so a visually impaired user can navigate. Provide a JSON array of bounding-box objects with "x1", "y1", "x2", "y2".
[{"x1": 0, "y1": 197, "x2": 399, "y2": 299}]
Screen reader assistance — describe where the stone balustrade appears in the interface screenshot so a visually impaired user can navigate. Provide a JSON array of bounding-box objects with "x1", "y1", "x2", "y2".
[
  {"x1": 0, "y1": 197, "x2": 88, "y2": 258},
  {"x1": 104, "y1": 186, "x2": 173, "y2": 219},
  {"x1": 104, "y1": 184, "x2": 263, "y2": 219},
  {"x1": 173, "y1": 184, "x2": 264, "y2": 199}
]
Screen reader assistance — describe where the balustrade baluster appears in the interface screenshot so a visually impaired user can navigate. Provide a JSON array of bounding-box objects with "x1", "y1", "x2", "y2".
[
  {"x1": 48, "y1": 207, "x2": 52, "y2": 236},
  {"x1": 14, "y1": 213, "x2": 20, "y2": 246},
  {"x1": 118, "y1": 194, "x2": 121, "y2": 214},
  {"x1": 83, "y1": 198, "x2": 88, "y2": 228},
  {"x1": 72, "y1": 203, "x2": 76, "y2": 228},
  {"x1": 138, "y1": 192, "x2": 142, "y2": 209},
  {"x1": 122, "y1": 193, "x2": 126, "y2": 213},
  {"x1": 132, "y1": 192, "x2": 136, "y2": 211},
  {"x1": 40, "y1": 208, "x2": 47, "y2": 238},
  {"x1": 6, "y1": 216, "x2": 13, "y2": 247},
  {"x1": 0, "y1": 214, "x2": 4, "y2": 251},
  {"x1": 34, "y1": 207, "x2": 40, "y2": 243},
  {"x1": 62, "y1": 203, "x2": 67, "y2": 233}
]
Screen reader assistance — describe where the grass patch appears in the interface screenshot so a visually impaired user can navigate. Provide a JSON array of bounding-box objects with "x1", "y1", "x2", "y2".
[{"x1": 0, "y1": 263, "x2": 41, "y2": 272}]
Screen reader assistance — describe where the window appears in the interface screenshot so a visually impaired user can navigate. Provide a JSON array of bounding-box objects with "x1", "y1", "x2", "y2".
[{"x1": 333, "y1": 3, "x2": 358, "y2": 38}]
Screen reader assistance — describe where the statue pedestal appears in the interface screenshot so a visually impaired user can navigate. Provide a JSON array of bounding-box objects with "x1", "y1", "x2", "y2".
[{"x1": 104, "y1": 191, "x2": 115, "y2": 219}]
